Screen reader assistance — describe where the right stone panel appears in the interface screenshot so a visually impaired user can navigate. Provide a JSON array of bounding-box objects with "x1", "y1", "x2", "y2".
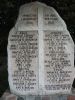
[{"x1": 44, "y1": 30, "x2": 74, "y2": 94}]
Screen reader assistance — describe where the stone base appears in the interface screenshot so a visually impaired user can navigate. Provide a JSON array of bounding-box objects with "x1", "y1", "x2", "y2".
[{"x1": 1, "y1": 89, "x2": 75, "y2": 100}]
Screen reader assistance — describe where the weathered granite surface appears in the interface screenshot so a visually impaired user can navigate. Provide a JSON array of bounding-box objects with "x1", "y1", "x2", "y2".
[{"x1": 1, "y1": 89, "x2": 75, "y2": 100}]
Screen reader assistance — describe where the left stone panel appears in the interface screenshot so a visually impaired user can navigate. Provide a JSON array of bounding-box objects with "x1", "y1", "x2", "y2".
[{"x1": 7, "y1": 28, "x2": 39, "y2": 95}]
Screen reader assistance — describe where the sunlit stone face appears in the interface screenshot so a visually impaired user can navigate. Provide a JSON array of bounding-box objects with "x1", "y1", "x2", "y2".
[{"x1": 7, "y1": 1, "x2": 74, "y2": 96}]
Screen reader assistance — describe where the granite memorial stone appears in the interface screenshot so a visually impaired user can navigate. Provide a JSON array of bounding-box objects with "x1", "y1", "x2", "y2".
[{"x1": 7, "y1": 1, "x2": 74, "y2": 96}]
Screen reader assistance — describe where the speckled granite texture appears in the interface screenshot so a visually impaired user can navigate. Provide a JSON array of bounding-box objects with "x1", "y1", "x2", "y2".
[
  {"x1": 1, "y1": 89, "x2": 75, "y2": 100},
  {"x1": 0, "y1": 89, "x2": 69, "y2": 100}
]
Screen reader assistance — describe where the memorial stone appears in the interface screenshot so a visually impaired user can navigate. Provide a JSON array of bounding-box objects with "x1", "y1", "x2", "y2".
[{"x1": 7, "y1": 1, "x2": 74, "y2": 96}]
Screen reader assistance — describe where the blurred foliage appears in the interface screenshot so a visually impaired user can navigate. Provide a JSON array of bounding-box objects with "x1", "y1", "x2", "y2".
[
  {"x1": 0, "y1": 0, "x2": 19, "y2": 38},
  {"x1": 0, "y1": 57, "x2": 8, "y2": 97}
]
